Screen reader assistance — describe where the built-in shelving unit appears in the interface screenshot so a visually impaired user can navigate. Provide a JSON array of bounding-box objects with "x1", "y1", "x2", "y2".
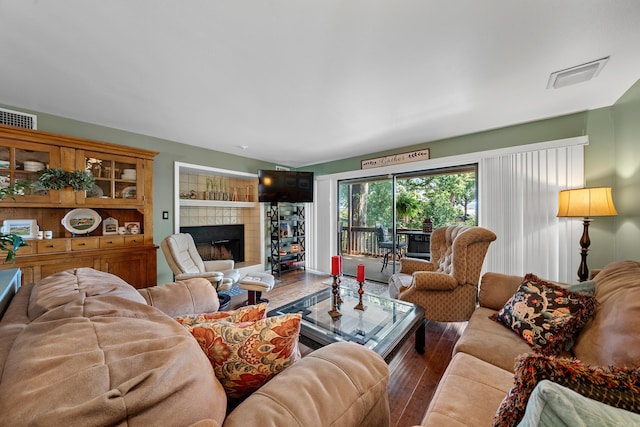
[
  {"x1": 173, "y1": 162, "x2": 265, "y2": 275},
  {"x1": 268, "y1": 202, "x2": 306, "y2": 276}
]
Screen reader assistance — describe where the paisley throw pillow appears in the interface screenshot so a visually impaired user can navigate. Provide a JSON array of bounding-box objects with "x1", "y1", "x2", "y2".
[
  {"x1": 174, "y1": 302, "x2": 267, "y2": 326},
  {"x1": 490, "y1": 274, "x2": 595, "y2": 354},
  {"x1": 184, "y1": 313, "x2": 302, "y2": 399}
]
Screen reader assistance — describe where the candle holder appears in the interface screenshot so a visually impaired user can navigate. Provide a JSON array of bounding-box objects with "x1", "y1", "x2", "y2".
[
  {"x1": 354, "y1": 279, "x2": 366, "y2": 311},
  {"x1": 328, "y1": 274, "x2": 342, "y2": 320},
  {"x1": 336, "y1": 275, "x2": 343, "y2": 305}
]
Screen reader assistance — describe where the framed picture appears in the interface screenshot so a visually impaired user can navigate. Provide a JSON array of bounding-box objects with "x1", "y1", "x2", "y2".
[
  {"x1": 124, "y1": 221, "x2": 141, "y2": 235},
  {"x1": 280, "y1": 222, "x2": 292, "y2": 238},
  {"x1": 102, "y1": 217, "x2": 118, "y2": 235},
  {"x1": 1, "y1": 219, "x2": 38, "y2": 239}
]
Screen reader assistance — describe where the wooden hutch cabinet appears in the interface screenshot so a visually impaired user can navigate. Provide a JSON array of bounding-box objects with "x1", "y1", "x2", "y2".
[{"x1": 0, "y1": 124, "x2": 158, "y2": 288}]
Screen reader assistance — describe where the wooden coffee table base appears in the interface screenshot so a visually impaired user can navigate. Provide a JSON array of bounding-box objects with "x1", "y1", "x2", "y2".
[{"x1": 415, "y1": 320, "x2": 425, "y2": 354}]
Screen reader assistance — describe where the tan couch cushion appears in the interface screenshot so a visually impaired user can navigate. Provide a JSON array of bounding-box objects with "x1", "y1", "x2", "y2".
[
  {"x1": 573, "y1": 260, "x2": 640, "y2": 367},
  {"x1": 0, "y1": 283, "x2": 32, "y2": 381},
  {"x1": 224, "y1": 342, "x2": 390, "y2": 427},
  {"x1": 138, "y1": 277, "x2": 220, "y2": 317},
  {"x1": 478, "y1": 272, "x2": 524, "y2": 310},
  {"x1": 28, "y1": 267, "x2": 146, "y2": 320},
  {"x1": 0, "y1": 269, "x2": 226, "y2": 426},
  {"x1": 453, "y1": 307, "x2": 534, "y2": 372},
  {"x1": 421, "y1": 352, "x2": 514, "y2": 427}
]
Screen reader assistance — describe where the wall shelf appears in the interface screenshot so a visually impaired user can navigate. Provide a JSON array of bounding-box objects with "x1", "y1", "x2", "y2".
[{"x1": 179, "y1": 199, "x2": 256, "y2": 208}]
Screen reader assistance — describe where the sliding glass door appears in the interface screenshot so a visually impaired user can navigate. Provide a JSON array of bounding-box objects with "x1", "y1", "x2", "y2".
[
  {"x1": 338, "y1": 165, "x2": 477, "y2": 282},
  {"x1": 338, "y1": 175, "x2": 395, "y2": 281}
]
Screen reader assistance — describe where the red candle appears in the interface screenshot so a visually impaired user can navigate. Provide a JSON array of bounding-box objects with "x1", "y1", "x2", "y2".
[
  {"x1": 331, "y1": 256, "x2": 340, "y2": 276},
  {"x1": 357, "y1": 264, "x2": 365, "y2": 282},
  {"x1": 338, "y1": 255, "x2": 343, "y2": 275}
]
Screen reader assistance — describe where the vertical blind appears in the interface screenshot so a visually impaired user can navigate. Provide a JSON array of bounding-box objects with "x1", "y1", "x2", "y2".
[{"x1": 479, "y1": 143, "x2": 585, "y2": 283}]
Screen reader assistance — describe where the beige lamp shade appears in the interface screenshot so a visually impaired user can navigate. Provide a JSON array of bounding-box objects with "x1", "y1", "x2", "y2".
[{"x1": 557, "y1": 187, "x2": 618, "y2": 218}]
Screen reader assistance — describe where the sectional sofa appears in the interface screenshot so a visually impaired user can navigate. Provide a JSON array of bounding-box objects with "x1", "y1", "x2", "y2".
[
  {"x1": 0, "y1": 268, "x2": 391, "y2": 427},
  {"x1": 420, "y1": 260, "x2": 640, "y2": 426}
]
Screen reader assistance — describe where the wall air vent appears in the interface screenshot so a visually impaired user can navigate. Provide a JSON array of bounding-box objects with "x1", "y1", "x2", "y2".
[
  {"x1": 0, "y1": 108, "x2": 37, "y2": 129},
  {"x1": 547, "y1": 57, "x2": 609, "y2": 89}
]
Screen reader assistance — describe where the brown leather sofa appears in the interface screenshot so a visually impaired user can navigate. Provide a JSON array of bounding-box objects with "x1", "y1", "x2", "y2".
[
  {"x1": 419, "y1": 260, "x2": 640, "y2": 426},
  {"x1": 0, "y1": 268, "x2": 390, "y2": 427}
]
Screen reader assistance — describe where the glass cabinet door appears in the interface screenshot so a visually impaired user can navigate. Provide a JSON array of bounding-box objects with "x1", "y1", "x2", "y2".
[
  {"x1": 0, "y1": 142, "x2": 60, "y2": 202},
  {"x1": 79, "y1": 151, "x2": 142, "y2": 205},
  {"x1": 0, "y1": 146, "x2": 10, "y2": 191}
]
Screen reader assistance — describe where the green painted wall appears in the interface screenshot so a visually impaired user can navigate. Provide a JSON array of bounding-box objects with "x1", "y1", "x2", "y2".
[
  {"x1": 306, "y1": 112, "x2": 589, "y2": 175},
  {"x1": 4, "y1": 79, "x2": 639, "y2": 279},
  {"x1": 611, "y1": 80, "x2": 640, "y2": 262}
]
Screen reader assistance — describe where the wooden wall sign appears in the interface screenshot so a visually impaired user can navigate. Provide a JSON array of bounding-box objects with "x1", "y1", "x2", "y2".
[{"x1": 361, "y1": 149, "x2": 430, "y2": 170}]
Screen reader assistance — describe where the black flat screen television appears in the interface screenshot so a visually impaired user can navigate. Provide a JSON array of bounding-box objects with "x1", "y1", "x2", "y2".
[{"x1": 258, "y1": 170, "x2": 314, "y2": 204}]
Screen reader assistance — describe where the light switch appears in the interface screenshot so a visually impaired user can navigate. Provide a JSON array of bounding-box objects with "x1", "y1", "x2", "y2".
[{"x1": 162, "y1": 211, "x2": 169, "y2": 220}]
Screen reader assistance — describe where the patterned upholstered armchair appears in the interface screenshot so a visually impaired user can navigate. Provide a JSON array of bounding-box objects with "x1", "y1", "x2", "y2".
[{"x1": 388, "y1": 225, "x2": 496, "y2": 322}]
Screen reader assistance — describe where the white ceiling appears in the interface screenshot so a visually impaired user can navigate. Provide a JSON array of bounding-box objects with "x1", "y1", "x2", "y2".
[{"x1": 2, "y1": 1, "x2": 640, "y2": 168}]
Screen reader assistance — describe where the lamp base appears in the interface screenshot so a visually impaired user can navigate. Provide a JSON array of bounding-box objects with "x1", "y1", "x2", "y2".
[{"x1": 577, "y1": 218, "x2": 591, "y2": 282}]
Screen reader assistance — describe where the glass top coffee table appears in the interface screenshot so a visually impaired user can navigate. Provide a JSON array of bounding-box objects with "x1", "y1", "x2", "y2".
[{"x1": 268, "y1": 285, "x2": 425, "y2": 363}]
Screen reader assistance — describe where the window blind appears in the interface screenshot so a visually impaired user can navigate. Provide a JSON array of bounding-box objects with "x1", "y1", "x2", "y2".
[{"x1": 479, "y1": 143, "x2": 585, "y2": 283}]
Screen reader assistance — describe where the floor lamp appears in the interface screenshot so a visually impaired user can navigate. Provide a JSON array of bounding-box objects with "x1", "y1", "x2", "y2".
[{"x1": 557, "y1": 187, "x2": 617, "y2": 282}]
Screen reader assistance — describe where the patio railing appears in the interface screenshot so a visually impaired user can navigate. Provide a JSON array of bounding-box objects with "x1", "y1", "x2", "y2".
[{"x1": 339, "y1": 226, "x2": 409, "y2": 257}]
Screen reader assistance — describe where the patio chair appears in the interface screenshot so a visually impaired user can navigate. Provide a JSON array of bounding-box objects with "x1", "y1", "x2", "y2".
[
  {"x1": 388, "y1": 225, "x2": 496, "y2": 322},
  {"x1": 375, "y1": 226, "x2": 408, "y2": 272}
]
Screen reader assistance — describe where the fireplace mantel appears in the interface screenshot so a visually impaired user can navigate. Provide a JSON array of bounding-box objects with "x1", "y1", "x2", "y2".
[{"x1": 179, "y1": 199, "x2": 256, "y2": 208}]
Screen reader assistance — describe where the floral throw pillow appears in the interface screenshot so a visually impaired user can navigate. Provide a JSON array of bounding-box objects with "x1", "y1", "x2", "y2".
[
  {"x1": 493, "y1": 353, "x2": 640, "y2": 427},
  {"x1": 174, "y1": 302, "x2": 267, "y2": 326},
  {"x1": 184, "y1": 313, "x2": 302, "y2": 399},
  {"x1": 490, "y1": 274, "x2": 595, "y2": 355}
]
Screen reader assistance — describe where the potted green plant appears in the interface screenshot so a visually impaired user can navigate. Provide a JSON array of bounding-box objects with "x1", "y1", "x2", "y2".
[
  {"x1": 65, "y1": 169, "x2": 95, "y2": 192},
  {"x1": 37, "y1": 168, "x2": 95, "y2": 192},
  {"x1": 37, "y1": 167, "x2": 67, "y2": 190},
  {"x1": 396, "y1": 192, "x2": 420, "y2": 226}
]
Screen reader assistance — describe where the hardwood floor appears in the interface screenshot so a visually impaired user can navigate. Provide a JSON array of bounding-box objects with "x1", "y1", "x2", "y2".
[{"x1": 229, "y1": 269, "x2": 467, "y2": 427}]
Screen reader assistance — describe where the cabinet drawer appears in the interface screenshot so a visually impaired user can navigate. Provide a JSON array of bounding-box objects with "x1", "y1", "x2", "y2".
[
  {"x1": 99, "y1": 236, "x2": 125, "y2": 248},
  {"x1": 71, "y1": 237, "x2": 100, "y2": 251},
  {"x1": 17, "y1": 243, "x2": 36, "y2": 256},
  {"x1": 124, "y1": 234, "x2": 144, "y2": 246},
  {"x1": 36, "y1": 239, "x2": 71, "y2": 254}
]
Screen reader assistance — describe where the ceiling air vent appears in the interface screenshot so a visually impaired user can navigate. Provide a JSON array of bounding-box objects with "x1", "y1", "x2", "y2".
[
  {"x1": 0, "y1": 108, "x2": 37, "y2": 129},
  {"x1": 547, "y1": 57, "x2": 609, "y2": 89}
]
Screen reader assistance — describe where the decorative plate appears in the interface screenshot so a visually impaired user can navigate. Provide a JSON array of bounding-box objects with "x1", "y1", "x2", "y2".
[
  {"x1": 86, "y1": 184, "x2": 104, "y2": 198},
  {"x1": 61, "y1": 208, "x2": 102, "y2": 235},
  {"x1": 121, "y1": 186, "x2": 136, "y2": 199}
]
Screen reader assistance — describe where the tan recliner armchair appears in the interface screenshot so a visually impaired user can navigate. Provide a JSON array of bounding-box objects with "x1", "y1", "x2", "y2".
[
  {"x1": 161, "y1": 233, "x2": 241, "y2": 292},
  {"x1": 388, "y1": 225, "x2": 496, "y2": 322}
]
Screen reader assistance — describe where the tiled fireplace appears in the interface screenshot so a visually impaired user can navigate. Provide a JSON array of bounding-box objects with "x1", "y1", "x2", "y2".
[
  {"x1": 181, "y1": 225, "x2": 245, "y2": 263},
  {"x1": 177, "y1": 166, "x2": 263, "y2": 269}
]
